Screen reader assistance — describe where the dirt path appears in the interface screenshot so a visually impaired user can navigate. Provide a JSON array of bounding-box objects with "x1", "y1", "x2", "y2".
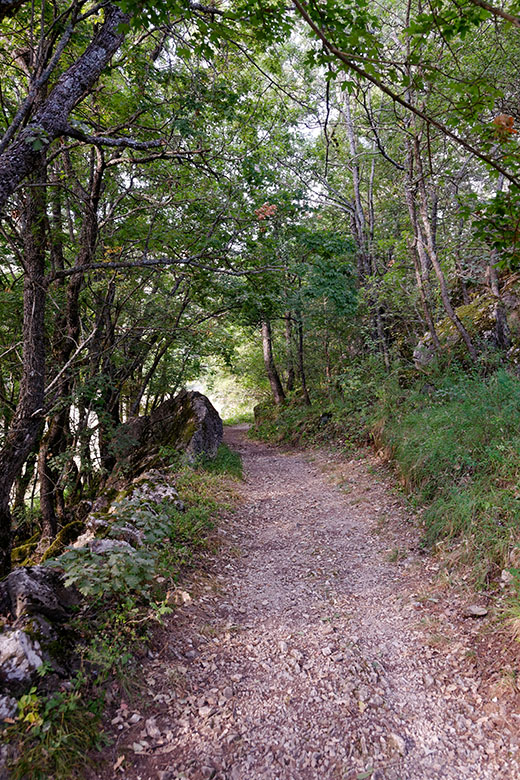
[{"x1": 104, "y1": 427, "x2": 520, "y2": 780}]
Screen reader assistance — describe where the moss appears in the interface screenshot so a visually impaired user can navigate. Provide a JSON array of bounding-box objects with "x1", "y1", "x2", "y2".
[
  {"x1": 41, "y1": 521, "x2": 84, "y2": 562},
  {"x1": 12, "y1": 540, "x2": 38, "y2": 564}
]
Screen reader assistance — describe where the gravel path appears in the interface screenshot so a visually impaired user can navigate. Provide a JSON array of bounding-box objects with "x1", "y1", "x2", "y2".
[{"x1": 105, "y1": 427, "x2": 520, "y2": 780}]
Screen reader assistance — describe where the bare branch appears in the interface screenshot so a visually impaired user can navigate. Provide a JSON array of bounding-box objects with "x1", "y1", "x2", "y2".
[
  {"x1": 48, "y1": 256, "x2": 285, "y2": 282},
  {"x1": 292, "y1": 0, "x2": 520, "y2": 187}
]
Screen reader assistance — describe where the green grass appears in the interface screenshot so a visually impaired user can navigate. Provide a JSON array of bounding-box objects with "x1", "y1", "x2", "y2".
[
  {"x1": 199, "y1": 443, "x2": 243, "y2": 479},
  {"x1": 222, "y1": 410, "x2": 254, "y2": 425},
  {"x1": 382, "y1": 369, "x2": 520, "y2": 582}
]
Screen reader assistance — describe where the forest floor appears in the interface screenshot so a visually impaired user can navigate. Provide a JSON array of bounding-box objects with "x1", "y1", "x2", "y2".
[{"x1": 95, "y1": 426, "x2": 520, "y2": 780}]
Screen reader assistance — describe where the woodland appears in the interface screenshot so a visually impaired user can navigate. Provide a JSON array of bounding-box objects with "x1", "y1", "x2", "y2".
[
  {"x1": 2, "y1": 0, "x2": 520, "y2": 629},
  {"x1": 4, "y1": 1, "x2": 520, "y2": 774}
]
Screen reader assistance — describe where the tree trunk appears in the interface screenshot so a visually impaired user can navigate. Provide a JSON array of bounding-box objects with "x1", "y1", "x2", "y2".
[
  {"x1": 296, "y1": 314, "x2": 311, "y2": 406},
  {"x1": 261, "y1": 320, "x2": 286, "y2": 406},
  {"x1": 0, "y1": 168, "x2": 47, "y2": 575},
  {"x1": 413, "y1": 136, "x2": 478, "y2": 362},
  {"x1": 404, "y1": 149, "x2": 441, "y2": 352},
  {"x1": 0, "y1": 4, "x2": 129, "y2": 212},
  {"x1": 284, "y1": 313, "x2": 295, "y2": 392},
  {"x1": 38, "y1": 149, "x2": 104, "y2": 535},
  {"x1": 488, "y1": 259, "x2": 511, "y2": 350}
]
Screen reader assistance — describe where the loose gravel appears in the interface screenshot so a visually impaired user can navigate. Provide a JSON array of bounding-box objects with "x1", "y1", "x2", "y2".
[{"x1": 101, "y1": 426, "x2": 520, "y2": 780}]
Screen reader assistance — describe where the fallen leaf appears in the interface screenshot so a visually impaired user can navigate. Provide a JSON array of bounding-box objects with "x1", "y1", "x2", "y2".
[{"x1": 113, "y1": 755, "x2": 125, "y2": 771}]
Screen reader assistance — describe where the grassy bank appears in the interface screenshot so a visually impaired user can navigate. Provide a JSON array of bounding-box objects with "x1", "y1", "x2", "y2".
[
  {"x1": 253, "y1": 366, "x2": 520, "y2": 591},
  {"x1": 3, "y1": 444, "x2": 241, "y2": 780}
]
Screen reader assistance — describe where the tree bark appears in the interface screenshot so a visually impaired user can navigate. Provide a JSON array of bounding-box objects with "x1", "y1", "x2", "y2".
[
  {"x1": 0, "y1": 166, "x2": 47, "y2": 575},
  {"x1": 261, "y1": 320, "x2": 286, "y2": 406},
  {"x1": 296, "y1": 313, "x2": 311, "y2": 406},
  {"x1": 284, "y1": 313, "x2": 295, "y2": 392},
  {"x1": 404, "y1": 149, "x2": 441, "y2": 352},
  {"x1": 413, "y1": 136, "x2": 478, "y2": 362},
  {"x1": 488, "y1": 259, "x2": 511, "y2": 350},
  {"x1": 38, "y1": 149, "x2": 105, "y2": 537},
  {"x1": 0, "y1": 4, "x2": 128, "y2": 213}
]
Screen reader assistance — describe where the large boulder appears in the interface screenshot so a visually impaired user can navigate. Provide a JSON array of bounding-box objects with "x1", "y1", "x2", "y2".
[{"x1": 110, "y1": 389, "x2": 223, "y2": 478}]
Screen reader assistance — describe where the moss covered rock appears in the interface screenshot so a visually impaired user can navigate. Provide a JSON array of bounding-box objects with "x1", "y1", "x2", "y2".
[{"x1": 108, "y1": 389, "x2": 223, "y2": 480}]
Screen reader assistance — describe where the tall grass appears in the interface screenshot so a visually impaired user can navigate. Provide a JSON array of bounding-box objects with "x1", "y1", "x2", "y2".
[{"x1": 382, "y1": 369, "x2": 520, "y2": 581}]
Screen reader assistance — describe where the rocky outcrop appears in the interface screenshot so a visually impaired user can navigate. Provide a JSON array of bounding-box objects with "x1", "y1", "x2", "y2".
[
  {"x1": 109, "y1": 390, "x2": 223, "y2": 478},
  {"x1": 0, "y1": 392, "x2": 220, "y2": 711},
  {"x1": 0, "y1": 567, "x2": 80, "y2": 697},
  {"x1": 0, "y1": 566, "x2": 79, "y2": 622}
]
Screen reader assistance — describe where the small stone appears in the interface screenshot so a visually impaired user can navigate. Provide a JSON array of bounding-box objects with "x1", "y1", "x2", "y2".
[
  {"x1": 321, "y1": 646, "x2": 332, "y2": 656},
  {"x1": 390, "y1": 733, "x2": 406, "y2": 755},
  {"x1": 145, "y1": 717, "x2": 161, "y2": 739},
  {"x1": 128, "y1": 713, "x2": 141, "y2": 724},
  {"x1": 464, "y1": 605, "x2": 488, "y2": 618},
  {"x1": 132, "y1": 742, "x2": 144, "y2": 753},
  {"x1": 223, "y1": 686, "x2": 233, "y2": 699},
  {"x1": 199, "y1": 705, "x2": 215, "y2": 718}
]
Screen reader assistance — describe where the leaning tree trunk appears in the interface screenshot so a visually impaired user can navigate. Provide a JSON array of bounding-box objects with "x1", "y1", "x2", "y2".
[
  {"x1": 0, "y1": 4, "x2": 129, "y2": 212},
  {"x1": 284, "y1": 313, "x2": 295, "y2": 392},
  {"x1": 261, "y1": 320, "x2": 286, "y2": 406},
  {"x1": 413, "y1": 136, "x2": 478, "y2": 362},
  {"x1": 0, "y1": 168, "x2": 47, "y2": 575}
]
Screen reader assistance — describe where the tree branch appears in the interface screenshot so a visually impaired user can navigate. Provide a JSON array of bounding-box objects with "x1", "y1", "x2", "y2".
[
  {"x1": 0, "y1": 3, "x2": 129, "y2": 213},
  {"x1": 291, "y1": 0, "x2": 520, "y2": 187},
  {"x1": 47, "y1": 256, "x2": 284, "y2": 281},
  {"x1": 467, "y1": 0, "x2": 520, "y2": 28}
]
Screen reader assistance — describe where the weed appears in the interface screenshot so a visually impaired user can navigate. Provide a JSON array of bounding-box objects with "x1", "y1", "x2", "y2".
[
  {"x1": 6, "y1": 450, "x2": 239, "y2": 778},
  {"x1": 6, "y1": 675, "x2": 106, "y2": 780},
  {"x1": 198, "y1": 443, "x2": 243, "y2": 479},
  {"x1": 387, "y1": 547, "x2": 407, "y2": 562}
]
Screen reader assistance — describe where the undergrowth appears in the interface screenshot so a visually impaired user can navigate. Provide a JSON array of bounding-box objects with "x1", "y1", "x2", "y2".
[
  {"x1": 380, "y1": 368, "x2": 520, "y2": 584},
  {"x1": 4, "y1": 446, "x2": 242, "y2": 779},
  {"x1": 253, "y1": 357, "x2": 386, "y2": 449}
]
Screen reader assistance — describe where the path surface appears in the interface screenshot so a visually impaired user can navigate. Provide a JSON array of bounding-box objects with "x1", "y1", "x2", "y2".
[{"x1": 104, "y1": 427, "x2": 520, "y2": 780}]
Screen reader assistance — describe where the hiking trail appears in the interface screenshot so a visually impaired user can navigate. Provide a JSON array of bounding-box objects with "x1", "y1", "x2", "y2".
[{"x1": 99, "y1": 426, "x2": 520, "y2": 780}]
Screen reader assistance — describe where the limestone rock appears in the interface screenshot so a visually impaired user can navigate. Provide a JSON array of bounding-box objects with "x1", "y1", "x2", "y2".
[
  {"x1": 0, "y1": 566, "x2": 79, "y2": 622},
  {"x1": 0, "y1": 628, "x2": 43, "y2": 685},
  {"x1": 464, "y1": 604, "x2": 488, "y2": 618},
  {"x1": 82, "y1": 539, "x2": 135, "y2": 555},
  {"x1": 0, "y1": 695, "x2": 17, "y2": 720},
  {"x1": 109, "y1": 389, "x2": 223, "y2": 477}
]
